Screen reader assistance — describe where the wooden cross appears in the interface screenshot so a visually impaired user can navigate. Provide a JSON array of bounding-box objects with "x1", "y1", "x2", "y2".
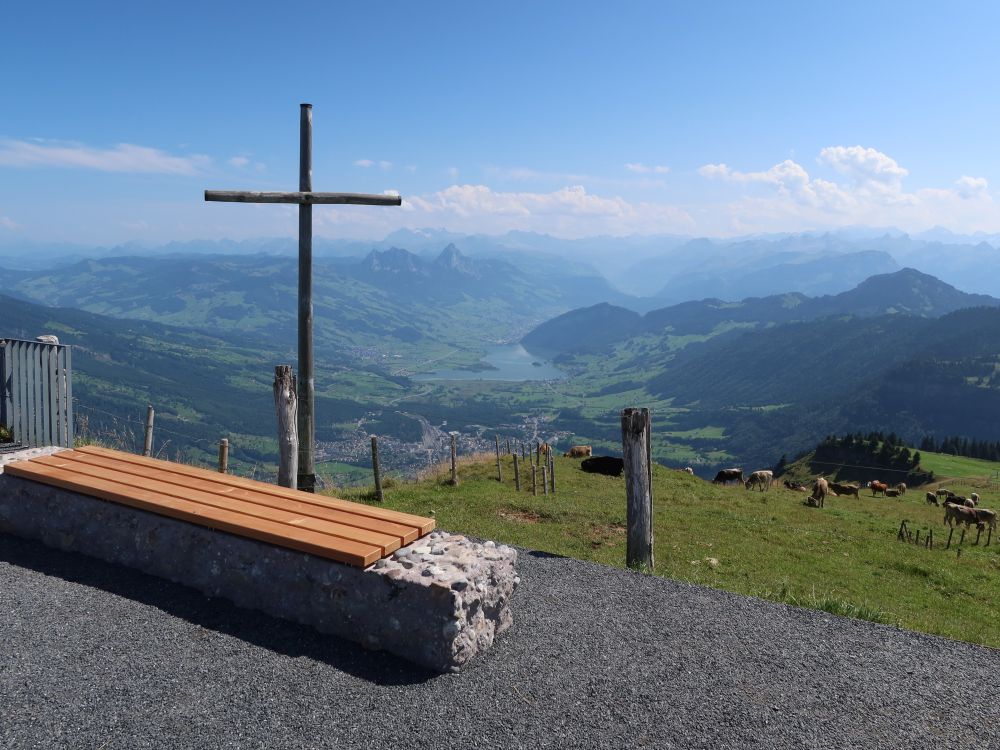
[{"x1": 206, "y1": 103, "x2": 401, "y2": 492}]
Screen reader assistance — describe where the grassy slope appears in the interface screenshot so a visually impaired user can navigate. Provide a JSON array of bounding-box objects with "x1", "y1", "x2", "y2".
[
  {"x1": 336, "y1": 455, "x2": 1000, "y2": 649},
  {"x1": 919, "y1": 450, "x2": 1000, "y2": 479}
]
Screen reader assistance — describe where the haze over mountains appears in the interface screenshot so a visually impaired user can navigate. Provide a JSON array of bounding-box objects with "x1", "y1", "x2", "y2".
[{"x1": 4, "y1": 229, "x2": 1000, "y2": 477}]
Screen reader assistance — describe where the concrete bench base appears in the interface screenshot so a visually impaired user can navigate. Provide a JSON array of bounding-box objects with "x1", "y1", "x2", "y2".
[{"x1": 0, "y1": 465, "x2": 518, "y2": 672}]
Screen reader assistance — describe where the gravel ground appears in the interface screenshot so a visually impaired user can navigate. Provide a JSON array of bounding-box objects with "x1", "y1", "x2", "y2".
[{"x1": 2, "y1": 532, "x2": 998, "y2": 750}]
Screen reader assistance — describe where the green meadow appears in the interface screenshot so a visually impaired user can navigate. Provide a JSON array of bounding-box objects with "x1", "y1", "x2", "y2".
[{"x1": 337, "y1": 454, "x2": 1000, "y2": 649}]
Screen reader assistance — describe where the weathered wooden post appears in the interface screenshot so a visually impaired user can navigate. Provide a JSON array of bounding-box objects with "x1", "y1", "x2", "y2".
[
  {"x1": 988, "y1": 526, "x2": 993, "y2": 546},
  {"x1": 621, "y1": 407, "x2": 654, "y2": 570},
  {"x1": 536, "y1": 440, "x2": 541, "y2": 465},
  {"x1": 218, "y1": 438, "x2": 229, "y2": 474},
  {"x1": 513, "y1": 453, "x2": 521, "y2": 491},
  {"x1": 495, "y1": 434, "x2": 502, "y2": 483},
  {"x1": 915, "y1": 529, "x2": 920, "y2": 546},
  {"x1": 506, "y1": 438, "x2": 510, "y2": 455},
  {"x1": 532, "y1": 465, "x2": 537, "y2": 496},
  {"x1": 371, "y1": 436, "x2": 384, "y2": 502},
  {"x1": 946, "y1": 527, "x2": 954, "y2": 549},
  {"x1": 542, "y1": 465, "x2": 548, "y2": 495},
  {"x1": 449, "y1": 432, "x2": 459, "y2": 486},
  {"x1": 549, "y1": 453, "x2": 556, "y2": 493},
  {"x1": 273, "y1": 365, "x2": 298, "y2": 489},
  {"x1": 142, "y1": 405, "x2": 155, "y2": 456}
]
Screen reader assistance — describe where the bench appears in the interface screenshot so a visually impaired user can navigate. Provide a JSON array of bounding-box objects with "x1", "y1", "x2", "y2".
[
  {"x1": 4, "y1": 445, "x2": 434, "y2": 567},
  {"x1": 0, "y1": 446, "x2": 517, "y2": 671}
]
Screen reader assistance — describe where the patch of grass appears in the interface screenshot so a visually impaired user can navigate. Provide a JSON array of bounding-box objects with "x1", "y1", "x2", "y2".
[
  {"x1": 918, "y1": 450, "x2": 1000, "y2": 479},
  {"x1": 332, "y1": 455, "x2": 1000, "y2": 649}
]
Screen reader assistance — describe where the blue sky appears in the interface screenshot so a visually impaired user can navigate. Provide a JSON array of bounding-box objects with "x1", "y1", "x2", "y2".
[{"x1": 2, "y1": 1, "x2": 999, "y2": 244}]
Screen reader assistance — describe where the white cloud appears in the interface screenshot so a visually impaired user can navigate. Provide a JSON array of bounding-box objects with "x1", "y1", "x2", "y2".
[
  {"x1": 698, "y1": 147, "x2": 999, "y2": 234},
  {"x1": 817, "y1": 145, "x2": 908, "y2": 184},
  {"x1": 315, "y1": 183, "x2": 695, "y2": 237},
  {"x1": 228, "y1": 156, "x2": 250, "y2": 167},
  {"x1": 625, "y1": 162, "x2": 670, "y2": 174},
  {"x1": 955, "y1": 175, "x2": 989, "y2": 199},
  {"x1": 353, "y1": 158, "x2": 392, "y2": 170},
  {"x1": 0, "y1": 139, "x2": 210, "y2": 175}
]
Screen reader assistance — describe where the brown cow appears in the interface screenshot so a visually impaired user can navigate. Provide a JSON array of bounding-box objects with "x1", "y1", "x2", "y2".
[
  {"x1": 712, "y1": 468, "x2": 744, "y2": 485},
  {"x1": 973, "y1": 508, "x2": 997, "y2": 531},
  {"x1": 885, "y1": 488, "x2": 901, "y2": 498},
  {"x1": 810, "y1": 477, "x2": 830, "y2": 508},
  {"x1": 563, "y1": 445, "x2": 592, "y2": 458},
  {"x1": 925, "y1": 491, "x2": 939, "y2": 506},
  {"x1": 744, "y1": 470, "x2": 773, "y2": 491},
  {"x1": 944, "y1": 502, "x2": 978, "y2": 528},
  {"x1": 830, "y1": 482, "x2": 860, "y2": 498},
  {"x1": 870, "y1": 481, "x2": 888, "y2": 497}
]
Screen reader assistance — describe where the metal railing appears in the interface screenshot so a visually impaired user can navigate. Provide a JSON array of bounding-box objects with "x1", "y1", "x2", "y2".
[{"x1": 0, "y1": 338, "x2": 73, "y2": 448}]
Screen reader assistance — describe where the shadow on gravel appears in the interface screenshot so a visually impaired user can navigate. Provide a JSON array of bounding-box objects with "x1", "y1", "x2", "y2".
[
  {"x1": 0, "y1": 533, "x2": 438, "y2": 686},
  {"x1": 527, "y1": 550, "x2": 569, "y2": 559}
]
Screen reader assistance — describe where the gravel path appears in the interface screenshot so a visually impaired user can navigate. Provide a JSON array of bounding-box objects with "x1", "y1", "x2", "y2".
[{"x1": 2, "y1": 533, "x2": 998, "y2": 749}]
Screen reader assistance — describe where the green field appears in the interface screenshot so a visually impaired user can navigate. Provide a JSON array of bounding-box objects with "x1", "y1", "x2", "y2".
[
  {"x1": 336, "y1": 455, "x2": 1000, "y2": 649},
  {"x1": 918, "y1": 450, "x2": 1000, "y2": 480}
]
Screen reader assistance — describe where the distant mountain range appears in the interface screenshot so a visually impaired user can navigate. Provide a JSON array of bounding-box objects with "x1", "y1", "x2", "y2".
[
  {"x1": 0, "y1": 245, "x2": 631, "y2": 366},
  {"x1": 521, "y1": 269, "x2": 1000, "y2": 471},
  {"x1": 522, "y1": 268, "x2": 1000, "y2": 356}
]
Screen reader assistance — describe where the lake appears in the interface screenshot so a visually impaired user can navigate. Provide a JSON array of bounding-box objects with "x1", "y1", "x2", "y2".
[{"x1": 415, "y1": 344, "x2": 565, "y2": 382}]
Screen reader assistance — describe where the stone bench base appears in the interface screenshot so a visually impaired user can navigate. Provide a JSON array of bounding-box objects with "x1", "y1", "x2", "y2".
[{"x1": 0, "y1": 463, "x2": 518, "y2": 672}]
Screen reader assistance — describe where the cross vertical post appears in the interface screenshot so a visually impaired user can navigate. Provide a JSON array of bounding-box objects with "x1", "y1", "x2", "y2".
[
  {"x1": 298, "y1": 103, "x2": 315, "y2": 492},
  {"x1": 205, "y1": 104, "x2": 401, "y2": 493}
]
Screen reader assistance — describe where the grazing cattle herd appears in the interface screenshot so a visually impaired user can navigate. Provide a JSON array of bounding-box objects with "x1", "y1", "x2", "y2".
[{"x1": 560, "y1": 446, "x2": 996, "y2": 537}]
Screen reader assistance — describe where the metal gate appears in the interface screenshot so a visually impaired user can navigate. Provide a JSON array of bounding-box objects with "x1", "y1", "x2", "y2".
[{"x1": 0, "y1": 338, "x2": 73, "y2": 448}]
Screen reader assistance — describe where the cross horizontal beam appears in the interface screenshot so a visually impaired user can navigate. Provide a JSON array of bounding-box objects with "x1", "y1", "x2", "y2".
[{"x1": 205, "y1": 190, "x2": 402, "y2": 206}]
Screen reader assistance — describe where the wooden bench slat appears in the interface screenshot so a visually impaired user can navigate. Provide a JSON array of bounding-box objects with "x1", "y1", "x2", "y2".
[
  {"x1": 74, "y1": 445, "x2": 435, "y2": 534},
  {"x1": 29, "y1": 454, "x2": 402, "y2": 556},
  {"x1": 52, "y1": 449, "x2": 421, "y2": 545},
  {"x1": 5, "y1": 461, "x2": 382, "y2": 567}
]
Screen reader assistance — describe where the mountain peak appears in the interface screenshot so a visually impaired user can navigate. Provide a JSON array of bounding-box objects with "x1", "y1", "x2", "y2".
[
  {"x1": 434, "y1": 243, "x2": 479, "y2": 276},
  {"x1": 363, "y1": 247, "x2": 425, "y2": 275}
]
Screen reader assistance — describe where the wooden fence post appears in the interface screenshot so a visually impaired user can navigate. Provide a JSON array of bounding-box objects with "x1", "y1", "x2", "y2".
[
  {"x1": 946, "y1": 527, "x2": 954, "y2": 549},
  {"x1": 506, "y1": 438, "x2": 510, "y2": 455},
  {"x1": 449, "y1": 432, "x2": 459, "y2": 486},
  {"x1": 495, "y1": 434, "x2": 502, "y2": 482},
  {"x1": 542, "y1": 465, "x2": 548, "y2": 496},
  {"x1": 532, "y1": 465, "x2": 537, "y2": 496},
  {"x1": 371, "y1": 436, "x2": 384, "y2": 502},
  {"x1": 273, "y1": 365, "x2": 298, "y2": 489},
  {"x1": 142, "y1": 404, "x2": 155, "y2": 456},
  {"x1": 550, "y1": 453, "x2": 556, "y2": 493},
  {"x1": 513, "y1": 453, "x2": 521, "y2": 491},
  {"x1": 218, "y1": 438, "x2": 229, "y2": 474},
  {"x1": 621, "y1": 407, "x2": 654, "y2": 570}
]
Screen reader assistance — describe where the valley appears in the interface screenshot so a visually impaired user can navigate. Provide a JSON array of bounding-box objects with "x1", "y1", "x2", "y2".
[{"x1": 4, "y1": 232, "x2": 1000, "y2": 485}]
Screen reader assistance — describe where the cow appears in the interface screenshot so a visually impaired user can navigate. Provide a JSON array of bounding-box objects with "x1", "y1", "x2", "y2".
[
  {"x1": 894, "y1": 483, "x2": 907, "y2": 495},
  {"x1": 962, "y1": 498, "x2": 975, "y2": 508},
  {"x1": 810, "y1": 477, "x2": 830, "y2": 508},
  {"x1": 683, "y1": 466, "x2": 695, "y2": 474},
  {"x1": 830, "y1": 482, "x2": 860, "y2": 498},
  {"x1": 563, "y1": 445, "x2": 592, "y2": 458},
  {"x1": 885, "y1": 488, "x2": 901, "y2": 498},
  {"x1": 712, "y1": 468, "x2": 744, "y2": 485},
  {"x1": 870, "y1": 481, "x2": 888, "y2": 497},
  {"x1": 936, "y1": 488, "x2": 952, "y2": 498},
  {"x1": 925, "y1": 491, "x2": 939, "y2": 506},
  {"x1": 744, "y1": 470, "x2": 773, "y2": 491},
  {"x1": 944, "y1": 502, "x2": 978, "y2": 528},
  {"x1": 973, "y1": 508, "x2": 997, "y2": 531},
  {"x1": 970, "y1": 493, "x2": 980, "y2": 506},
  {"x1": 539, "y1": 442, "x2": 551, "y2": 458},
  {"x1": 581, "y1": 456, "x2": 624, "y2": 476}
]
